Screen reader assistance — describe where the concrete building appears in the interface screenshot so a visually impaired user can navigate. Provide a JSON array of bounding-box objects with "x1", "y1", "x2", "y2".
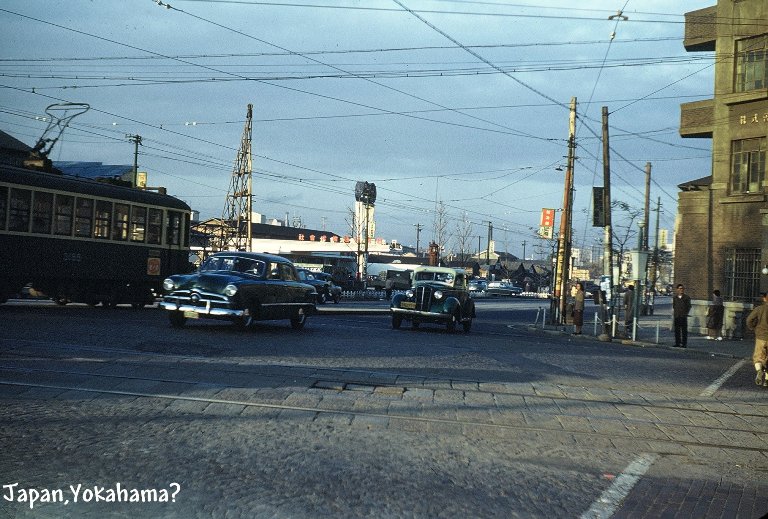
[{"x1": 677, "y1": 0, "x2": 768, "y2": 336}]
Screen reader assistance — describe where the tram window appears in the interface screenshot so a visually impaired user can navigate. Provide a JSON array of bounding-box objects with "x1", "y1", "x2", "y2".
[
  {"x1": 167, "y1": 211, "x2": 181, "y2": 246},
  {"x1": 54, "y1": 195, "x2": 74, "y2": 236},
  {"x1": 75, "y1": 198, "x2": 93, "y2": 237},
  {"x1": 8, "y1": 188, "x2": 31, "y2": 232},
  {"x1": 94, "y1": 200, "x2": 112, "y2": 239},
  {"x1": 31, "y1": 191, "x2": 53, "y2": 234},
  {"x1": 112, "y1": 203, "x2": 129, "y2": 241},
  {"x1": 184, "y1": 212, "x2": 190, "y2": 247},
  {"x1": 131, "y1": 206, "x2": 147, "y2": 242},
  {"x1": 147, "y1": 208, "x2": 162, "y2": 245},
  {"x1": 0, "y1": 186, "x2": 7, "y2": 230}
]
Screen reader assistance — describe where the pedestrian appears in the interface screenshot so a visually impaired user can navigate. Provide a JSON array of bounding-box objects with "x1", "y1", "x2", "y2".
[
  {"x1": 672, "y1": 283, "x2": 692, "y2": 348},
  {"x1": 572, "y1": 282, "x2": 585, "y2": 335},
  {"x1": 384, "y1": 277, "x2": 394, "y2": 300},
  {"x1": 706, "y1": 289, "x2": 724, "y2": 340},
  {"x1": 623, "y1": 285, "x2": 635, "y2": 337},
  {"x1": 746, "y1": 292, "x2": 768, "y2": 386}
]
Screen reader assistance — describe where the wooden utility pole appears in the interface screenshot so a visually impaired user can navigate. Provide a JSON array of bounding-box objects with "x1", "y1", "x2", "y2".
[
  {"x1": 600, "y1": 106, "x2": 613, "y2": 339},
  {"x1": 555, "y1": 97, "x2": 577, "y2": 323}
]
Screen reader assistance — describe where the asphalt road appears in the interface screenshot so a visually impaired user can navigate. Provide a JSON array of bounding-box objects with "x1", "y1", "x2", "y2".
[{"x1": 0, "y1": 299, "x2": 766, "y2": 518}]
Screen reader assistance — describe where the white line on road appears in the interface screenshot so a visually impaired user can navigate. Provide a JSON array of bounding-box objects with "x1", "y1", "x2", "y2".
[
  {"x1": 580, "y1": 453, "x2": 658, "y2": 519},
  {"x1": 699, "y1": 359, "x2": 747, "y2": 397}
]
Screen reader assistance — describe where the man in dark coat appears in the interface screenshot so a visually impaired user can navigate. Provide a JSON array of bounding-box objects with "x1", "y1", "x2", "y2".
[{"x1": 672, "y1": 284, "x2": 692, "y2": 347}]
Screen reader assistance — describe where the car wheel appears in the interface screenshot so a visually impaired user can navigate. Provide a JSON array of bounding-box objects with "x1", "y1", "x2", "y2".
[
  {"x1": 411, "y1": 320, "x2": 420, "y2": 329},
  {"x1": 169, "y1": 311, "x2": 186, "y2": 328},
  {"x1": 447, "y1": 309, "x2": 460, "y2": 333},
  {"x1": 392, "y1": 314, "x2": 403, "y2": 329},
  {"x1": 291, "y1": 308, "x2": 307, "y2": 329},
  {"x1": 462, "y1": 318, "x2": 472, "y2": 333},
  {"x1": 317, "y1": 292, "x2": 327, "y2": 305},
  {"x1": 333, "y1": 294, "x2": 340, "y2": 304}
]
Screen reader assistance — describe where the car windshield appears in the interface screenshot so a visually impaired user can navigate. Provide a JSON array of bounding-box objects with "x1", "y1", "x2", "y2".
[
  {"x1": 415, "y1": 271, "x2": 454, "y2": 284},
  {"x1": 200, "y1": 256, "x2": 266, "y2": 276}
]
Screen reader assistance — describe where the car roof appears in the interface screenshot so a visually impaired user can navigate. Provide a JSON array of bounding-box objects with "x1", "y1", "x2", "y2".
[
  {"x1": 413, "y1": 266, "x2": 464, "y2": 276},
  {"x1": 211, "y1": 251, "x2": 293, "y2": 265}
]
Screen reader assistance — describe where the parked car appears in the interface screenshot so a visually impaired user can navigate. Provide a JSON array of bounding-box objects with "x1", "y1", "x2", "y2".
[
  {"x1": 159, "y1": 252, "x2": 317, "y2": 329},
  {"x1": 390, "y1": 266, "x2": 475, "y2": 332},
  {"x1": 468, "y1": 280, "x2": 488, "y2": 298},
  {"x1": 312, "y1": 271, "x2": 343, "y2": 303},
  {"x1": 486, "y1": 281, "x2": 522, "y2": 297},
  {"x1": 296, "y1": 268, "x2": 335, "y2": 304}
]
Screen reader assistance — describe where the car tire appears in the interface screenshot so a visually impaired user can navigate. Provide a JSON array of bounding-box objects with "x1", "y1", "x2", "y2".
[
  {"x1": 392, "y1": 314, "x2": 402, "y2": 329},
  {"x1": 411, "y1": 320, "x2": 420, "y2": 329},
  {"x1": 447, "y1": 309, "x2": 460, "y2": 333},
  {"x1": 291, "y1": 308, "x2": 307, "y2": 329},
  {"x1": 462, "y1": 318, "x2": 472, "y2": 333},
  {"x1": 317, "y1": 292, "x2": 327, "y2": 305},
  {"x1": 169, "y1": 311, "x2": 186, "y2": 328}
]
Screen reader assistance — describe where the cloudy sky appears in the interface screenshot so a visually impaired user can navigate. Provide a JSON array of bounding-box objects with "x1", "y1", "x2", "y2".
[{"x1": 1, "y1": 0, "x2": 715, "y2": 259}]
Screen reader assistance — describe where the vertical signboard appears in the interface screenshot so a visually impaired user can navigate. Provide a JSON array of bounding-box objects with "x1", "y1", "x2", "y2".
[{"x1": 539, "y1": 208, "x2": 555, "y2": 239}]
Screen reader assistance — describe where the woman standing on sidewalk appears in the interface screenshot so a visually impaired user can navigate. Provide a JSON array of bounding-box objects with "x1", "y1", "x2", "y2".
[
  {"x1": 572, "y1": 282, "x2": 585, "y2": 335},
  {"x1": 706, "y1": 289, "x2": 724, "y2": 340}
]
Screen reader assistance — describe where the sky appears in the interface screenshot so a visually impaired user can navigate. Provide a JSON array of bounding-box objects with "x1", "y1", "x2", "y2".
[{"x1": 0, "y1": 0, "x2": 716, "y2": 260}]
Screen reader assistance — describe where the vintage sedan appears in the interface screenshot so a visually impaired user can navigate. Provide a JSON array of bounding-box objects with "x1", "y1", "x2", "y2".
[
  {"x1": 390, "y1": 266, "x2": 475, "y2": 332},
  {"x1": 159, "y1": 252, "x2": 317, "y2": 329}
]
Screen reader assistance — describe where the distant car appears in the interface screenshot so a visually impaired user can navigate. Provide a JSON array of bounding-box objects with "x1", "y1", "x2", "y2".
[
  {"x1": 486, "y1": 281, "x2": 522, "y2": 297},
  {"x1": 159, "y1": 252, "x2": 317, "y2": 329},
  {"x1": 468, "y1": 280, "x2": 488, "y2": 297},
  {"x1": 390, "y1": 266, "x2": 475, "y2": 332},
  {"x1": 312, "y1": 271, "x2": 343, "y2": 303},
  {"x1": 296, "y1": 268, "x2": 335, "y2": 304}
]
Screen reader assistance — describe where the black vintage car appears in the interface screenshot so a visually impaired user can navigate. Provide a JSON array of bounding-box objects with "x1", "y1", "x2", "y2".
[
  {"x1": 296, "y1": 268, "x2": 339, "y2": 304},
  {"x1": 160, "y1": 252, "x2": 317, "y2": 329},
  {"x1": 390, "y1": 266, "x2": 475, "y2": 332}
]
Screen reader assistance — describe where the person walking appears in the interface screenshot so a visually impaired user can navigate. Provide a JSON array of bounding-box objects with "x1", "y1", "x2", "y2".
[
  {"x1": 706, "y1": 289, "x2": 725, "y2": 340},
  {"x1": 384, "y1": 277, "x2": 394, "y2": 300},
  {"x1": 572, "y1": 282, "x2": 585, "y2": 335},
  {"x1": 746, "y1": 292, "x2": 768, "y2": 386},
  {"x1": 623, "y1": 285, "x2": 635, "y2": 338},
  {"x1": 672, "y1": 284, "x2": 692, "y2": 348}
]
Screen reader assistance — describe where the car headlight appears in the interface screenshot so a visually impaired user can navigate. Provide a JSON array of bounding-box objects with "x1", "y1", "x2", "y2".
[
  {"x1": 405, "y1": 289, "x2": 414, "y2": 298},
  {"x1": 434, "y1": 290, "x2": 444, "y2": 300},
  {"x1": 223, "y1": 284, "x2": 238, "y2": 297},
  {"x1": 163, "y1": 278, "x2": 176, "y2": 291}
]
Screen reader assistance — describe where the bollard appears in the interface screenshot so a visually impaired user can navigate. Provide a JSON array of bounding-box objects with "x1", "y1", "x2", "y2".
[
  {"x1": 594, "y1": 312, "x2": 598, "y2": 336},
  {"x1": 612, "y1": 314, "x2": 617, "y2": 338},
  {"x1": 656, "y1": 321, "x2": 659, "y2": 344}
]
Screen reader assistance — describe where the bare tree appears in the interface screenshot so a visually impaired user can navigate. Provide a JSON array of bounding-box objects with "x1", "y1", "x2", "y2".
[
  {"x1": 432, "y1": 200, "x2": 450, "y2": 261},
  {"x1": 453, "y1": 212, "x2": 474, "y2": 267},
  {"x1": 611, "y1": 201, "x2": 642, "y2": 283}
]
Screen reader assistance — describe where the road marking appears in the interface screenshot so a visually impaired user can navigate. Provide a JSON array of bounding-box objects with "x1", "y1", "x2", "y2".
[
  {"x1": 581, "y1": 453, "x2": 658, "y2": 519},
  {"x1": 699, "y1": 359, "x2": 747, "y2": 397}
]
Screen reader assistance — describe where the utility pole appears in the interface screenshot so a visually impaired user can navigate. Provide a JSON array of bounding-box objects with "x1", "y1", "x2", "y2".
[
  {"x1": 414, "y1": 223, "x2": 422, "y2": 257},
  {"x1": 642, "y1": 162, "x2": 652, "y2": 314},
  {"x1": 126, "y1": 134, "x2": 142, "y2": 188},
  {"x1": 600, "y1": 106, "x2": 614, "y2": 340},
  {"x1": 554, "y1": 97, "x2": 577, "y2": 324},
  {"x1": 486, "y1": 221, "x2": 493, "y2": 265},
  {"x1": 522, "y1": 240, "x2": 527, "y2": 261},
  {"x1": 650, "y1": 197, "x2": 661, "y2": 315}
]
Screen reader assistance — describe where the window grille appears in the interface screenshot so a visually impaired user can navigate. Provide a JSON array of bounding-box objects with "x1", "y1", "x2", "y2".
[{"x1": 724, "y1": 248, "x2": 761, "y2": 302}]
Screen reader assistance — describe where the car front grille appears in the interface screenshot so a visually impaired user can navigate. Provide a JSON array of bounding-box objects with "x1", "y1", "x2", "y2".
[
  {"x1": 414, "y1": 286, "x2": 434, "y2": 311},
  {"x1": 165, "y1": 290, "x2": 231, "y2": 310}
]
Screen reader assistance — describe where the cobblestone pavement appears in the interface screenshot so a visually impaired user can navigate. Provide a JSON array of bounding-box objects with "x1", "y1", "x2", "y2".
[{"x1": 1, "y1": 302, "x2": 767, "y2": 518}]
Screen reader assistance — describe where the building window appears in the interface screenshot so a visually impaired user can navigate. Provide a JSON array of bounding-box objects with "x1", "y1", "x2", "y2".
[
  {"x1": 724, "y1": 248, "x2": 761, "y2": 302},
  {"x1": 736, "y1": 34, "x2": 768, "y2": 92},
  {"x1": 731, "y1": 137, "x2": 766, "y2": 194}
]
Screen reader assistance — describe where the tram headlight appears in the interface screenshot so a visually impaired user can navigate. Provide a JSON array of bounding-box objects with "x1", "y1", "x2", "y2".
[{"x1": 162, "y1": 278, "x2": 176, "y2": 291}]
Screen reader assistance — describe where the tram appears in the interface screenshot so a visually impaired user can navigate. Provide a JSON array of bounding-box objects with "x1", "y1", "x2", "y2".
[{"x1": 0, "y1": 163, "x2": 191, "y2": 306}]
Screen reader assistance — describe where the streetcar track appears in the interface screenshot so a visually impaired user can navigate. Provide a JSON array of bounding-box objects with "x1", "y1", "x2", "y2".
[
  {"x1": 1, "y1": 377, "x2": 766, "y2": 455},
  {"x1": 1, "y1": 362, "x2": 766, "y2": 433}
]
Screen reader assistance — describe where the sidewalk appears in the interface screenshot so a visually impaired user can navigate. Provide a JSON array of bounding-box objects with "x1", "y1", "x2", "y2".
[{"x1": 528, "y1": 302, "x2": 753, "y2": 360}]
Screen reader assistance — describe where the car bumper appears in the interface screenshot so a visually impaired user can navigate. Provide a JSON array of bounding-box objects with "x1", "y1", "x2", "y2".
[
  {"x1": 391, "y1": 307, "x2": 449, "y2": 320},
  {"x1": 159, "y1": 300, "x2": 244, "y2": 318}
]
